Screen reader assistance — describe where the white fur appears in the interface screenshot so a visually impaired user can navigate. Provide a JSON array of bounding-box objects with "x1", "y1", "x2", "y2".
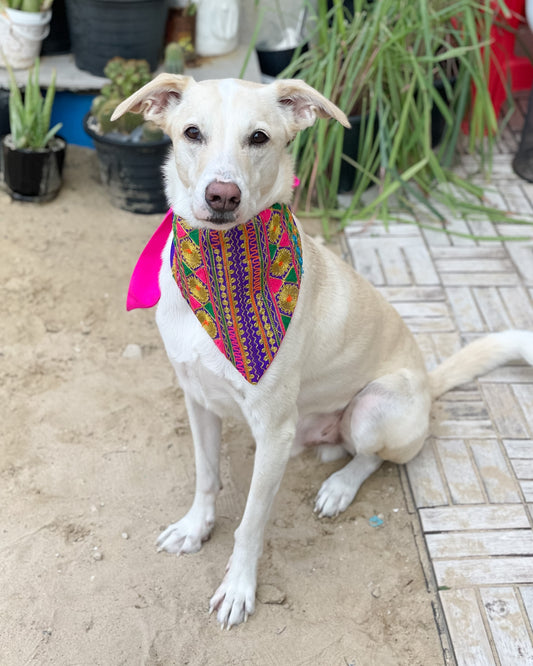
[{"x1": 113, "y1": 76, "x2": 533, "y2": 628}]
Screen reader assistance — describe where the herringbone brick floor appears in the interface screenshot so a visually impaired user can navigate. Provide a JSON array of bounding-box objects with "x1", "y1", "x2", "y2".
[{"x1": 344, "y1": 100, "x2": 533, "y2": 665}]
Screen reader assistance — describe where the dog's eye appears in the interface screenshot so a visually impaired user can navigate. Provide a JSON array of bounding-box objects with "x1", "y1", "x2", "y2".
[
  {"x1": 250, "y1": 130, "x2": 269, "y2": 146},
  {"x1": 184, "y1": 126, "x2": 202, "y2": 141}
]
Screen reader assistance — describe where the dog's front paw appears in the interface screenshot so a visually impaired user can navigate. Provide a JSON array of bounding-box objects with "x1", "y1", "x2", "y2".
[
  {"x1": 156, "y1": 509, "x2": 214, "y2": 555},
  {"x1": 314, "y1": 471, "x2": 356, "y2": 518},
  {"x1": 209, "y1": 567, "x2": 256, "y2": 629}
]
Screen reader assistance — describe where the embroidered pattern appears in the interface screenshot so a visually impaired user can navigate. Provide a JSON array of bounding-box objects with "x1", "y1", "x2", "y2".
[{"x1": 171, "y1": 204, "x2": 303, "y2": 384}]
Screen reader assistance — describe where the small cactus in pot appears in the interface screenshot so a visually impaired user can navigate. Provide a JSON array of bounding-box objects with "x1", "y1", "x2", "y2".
[
  {"x1": 89, "y1": 57, "x2": 163, "y2": 141},
  {"x1": 163, "y1": 42, "x2": 185, "y2": 75}
]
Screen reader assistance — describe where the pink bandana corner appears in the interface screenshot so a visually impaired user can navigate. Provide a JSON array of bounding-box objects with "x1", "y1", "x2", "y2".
[{"x1": 126, "y1": 209, "x2": 173, "y2": 311}]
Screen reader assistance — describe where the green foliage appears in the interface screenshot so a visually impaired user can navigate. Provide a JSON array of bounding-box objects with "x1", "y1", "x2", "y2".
[
  {"x1": 282, "y1": 0, "x2": 513, "y2": 234},
  {"x1": 90, "y1": 57, "x2": 157, "y2": 136},
  {"x1": 1, "y1": 1, "x2": 53, "y2": 10},
  {"x1": 7, "y1": 58, "x2": 62, "y2": 150}
]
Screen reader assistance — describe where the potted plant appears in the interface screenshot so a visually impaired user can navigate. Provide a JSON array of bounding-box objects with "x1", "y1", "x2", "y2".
[
  {"x1": 255, "y1": 0, "x2": 308, "y2": 79},
  {"x1": 282, "y1": 0, "x2": 504, "y2": 233},
  {"x1": 65, "y1": 0, "x2": 167, "y2": 76},
  {"x1": 165, "y1": 1, "x2": 196, "y2": 56},
  {"x1": 0, "y1": 0, "x2": 54, "y2": 69},
  {"x1": 83, "y1": 57, "x2": 171, "y2": 215},
  {"x1": 2, "y1": 57, "x2": 65, "y2": 202}
]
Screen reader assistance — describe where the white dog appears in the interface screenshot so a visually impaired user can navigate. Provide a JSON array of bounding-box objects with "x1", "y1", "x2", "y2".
[{"x1": 113, "y1": 75, "x2": 533, "y2": 628}]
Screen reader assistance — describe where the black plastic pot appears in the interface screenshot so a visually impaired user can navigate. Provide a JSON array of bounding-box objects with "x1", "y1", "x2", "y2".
[
  {"x1": 0, "y1": 89, "x2": 9, "y2": 138},
  {"x1": 256, "y1": 43, "x2": 308, "y2": 78},
  {"x1": 65, "y1": 0, "x2": 167, "y2": 76},
  {"x1": 41, "y1": 0, "x2": 71, "y2": 55},
  {"x1": 84, "y1": 113, "x2": 170, "y2": 214},
  {"x1": 2, "y1": 136, "x2": 66, "y2": 202}
]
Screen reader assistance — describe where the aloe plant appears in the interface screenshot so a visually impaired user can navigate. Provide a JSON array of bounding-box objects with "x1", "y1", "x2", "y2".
[
  {"x1": 1, "y1": 1, "x2": 54, "y2": 10},
  {"x1": 7, "y1": 58, "x2": 62, "y2": 150}
]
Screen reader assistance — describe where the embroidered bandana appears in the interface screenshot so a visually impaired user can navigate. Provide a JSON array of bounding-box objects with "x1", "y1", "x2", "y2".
[
  {"x1": 126, "y1": 204, "x2": 303, "y2": 385},
  {"x1": 170, "y1": 204, "x2": 303, "y2": 384}
]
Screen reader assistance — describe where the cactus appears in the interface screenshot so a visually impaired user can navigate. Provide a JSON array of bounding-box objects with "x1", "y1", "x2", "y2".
[
  {"x1": 164, "y1": 42, "x2": 185, "y2": 75},
  {"x1": 90, "y1": 57, "x2": 162, "y2": 138},
  {"x1": 7, "y1": 57, "x2": 62, "y2": 149}
]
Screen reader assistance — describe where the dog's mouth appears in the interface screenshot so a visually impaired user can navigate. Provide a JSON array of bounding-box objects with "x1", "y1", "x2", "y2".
[
  {"x1": 203, "y1": 211, "x2": 240, "y2": 228},
  {"x1": 208, "y1": 213, "x2": 236, "y2": 224}
]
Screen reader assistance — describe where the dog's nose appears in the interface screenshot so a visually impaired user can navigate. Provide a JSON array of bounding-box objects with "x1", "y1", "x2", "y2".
[{"x1": 205, "y1": 181, "x2": 241, "y2": 213}]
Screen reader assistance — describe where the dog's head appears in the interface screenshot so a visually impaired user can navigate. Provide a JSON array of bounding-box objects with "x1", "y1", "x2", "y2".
[{"x1": 112, "y1": 75, "x2": 350, "y2": 229}]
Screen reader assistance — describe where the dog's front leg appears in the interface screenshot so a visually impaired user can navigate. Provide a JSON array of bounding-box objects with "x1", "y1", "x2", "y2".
[
  {"x1": 157, "y1": 393, "x2": 222, "y2": 555},
  {"x1": 210, "y1": 415, "x2": 295, "y2": 628}
]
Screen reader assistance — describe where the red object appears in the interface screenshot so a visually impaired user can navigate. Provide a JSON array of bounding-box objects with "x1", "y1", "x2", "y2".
[{"x1": 488, "y1": 0, "x2": 533, "y2": 119}]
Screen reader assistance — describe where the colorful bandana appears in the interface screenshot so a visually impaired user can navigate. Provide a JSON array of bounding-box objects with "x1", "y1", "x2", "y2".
[
  {"x1": 126, "y1": 204, "x2": 303, "y2": 385},
  {"x1": 170, "y1": 204, "x2": 303, "y2": 384}
]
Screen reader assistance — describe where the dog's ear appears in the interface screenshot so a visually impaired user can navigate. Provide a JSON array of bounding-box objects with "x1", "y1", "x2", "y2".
[
  {"x1": 111, "y1": 73, "x2": 193, "y2": 128},
  {"x1": 274, "y1": 79, "x2": 351, "y2": 131}
]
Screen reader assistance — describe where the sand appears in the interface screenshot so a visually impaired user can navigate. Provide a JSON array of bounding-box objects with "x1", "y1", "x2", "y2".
[{"x1": 0, "y1": 146, "x2": 445, "y2": 665}]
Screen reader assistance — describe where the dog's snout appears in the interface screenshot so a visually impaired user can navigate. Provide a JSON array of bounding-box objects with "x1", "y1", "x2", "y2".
[{"x1": 205, "y1": 181, "x2": 241, "y2": 213}]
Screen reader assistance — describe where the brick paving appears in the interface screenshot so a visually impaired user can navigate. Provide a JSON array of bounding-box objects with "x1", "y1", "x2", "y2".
[{"x1": 343, "y1": 107, "x2": 533, "y2": 664}]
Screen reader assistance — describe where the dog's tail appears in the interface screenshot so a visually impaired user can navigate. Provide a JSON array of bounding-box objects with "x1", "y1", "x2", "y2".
[{"x1": 429, "y1": 330, "x2": 533, "y2": 400}]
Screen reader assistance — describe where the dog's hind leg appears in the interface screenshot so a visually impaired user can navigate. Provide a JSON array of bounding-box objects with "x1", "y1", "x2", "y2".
[
  {"x1": 315, "y1": 452, "x2": 383, "y2": 517},
  {"x1": 157, "y1": 394, "x2": 222, "y2": 554},
  {"x1": 314, "y1": 369, "x2": 430, "y2": 518}
]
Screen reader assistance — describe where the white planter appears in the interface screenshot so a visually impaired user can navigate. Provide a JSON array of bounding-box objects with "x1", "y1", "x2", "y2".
[
  {"x1": 195, "y1": 0, "x2": 239, "y2": 57},
  {"x1": 0, "y1": 8, "x2": 52, "y2": 70}
]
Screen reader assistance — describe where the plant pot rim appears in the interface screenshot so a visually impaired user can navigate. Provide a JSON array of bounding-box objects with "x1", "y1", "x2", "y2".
[
  {"x1": 2, "y1": 134, "x2": 66, "y2": 153},
  {"x1": 4, "y1": 7, "x2": 52, "y2": 18},
  {"x1": 67, "y1": 0, "x2": 162, "y2": 4},
  {"x1": 83, "y1": 112, "x2": 171, "y2": 148}
]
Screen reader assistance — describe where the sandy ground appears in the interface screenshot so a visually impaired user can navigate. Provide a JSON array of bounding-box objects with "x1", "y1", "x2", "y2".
[{"x1": 1, "y1": 146, "x2": 445, "y2": 665}]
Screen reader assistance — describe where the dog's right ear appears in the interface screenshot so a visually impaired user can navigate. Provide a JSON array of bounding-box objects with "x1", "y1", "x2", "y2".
[
  {"x1": 274, "y1": 79, "x2": 351, "y2": 132},
  {"x1": 111, "y1": 73, "x2": 193, "y2": 128}
]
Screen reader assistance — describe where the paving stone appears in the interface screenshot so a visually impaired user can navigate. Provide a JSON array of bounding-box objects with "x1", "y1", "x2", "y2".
[
  {"x1": 439, "y1": 588, "x2": 496, "y2": 666},
  {"x1": 378, "y1": 286, "x2": 445, "y2": 302},
  {"x1": 480, "y1": 587, "x2": 533, "y2": 666},
  {"x1": 441, "y1": 272, "x2": 518, "y2": 287},
  {"x1": 469, "y1": 439, "x2": 521, "y2": 503},
  {"x1": 402, "y1": 245, "x2": 440, "y2": 284},
  {"x1": 446, "y1": 287, "x2": 485, "y2": 332},
  {"x1": 434, "y1": 557, "x2": 533, "y2": 587},
  {"x1": 481, "y1": 384, "x2": 530, "y2": 438},
  {"x1": 419, "y1": 504, "x2": 530, "y2": 532},
  {"x1": 498, "y1": 286, "x2": 533, "y2": 328},
  {"x1": 435, "y1": 439, "x2": 485, "y2": 504},
  {"x1": 512, "y1": 384, "x2": 533, "y2": 436},
  {"x1": 406, "y1": 439, "x2": 449, "y2": 508},
  {"x1": 474, "y1": 287, "x2": 514, "y2": 330},
  {"x1": 427, "y1": 530, "x2": 533, "y2": 558}
]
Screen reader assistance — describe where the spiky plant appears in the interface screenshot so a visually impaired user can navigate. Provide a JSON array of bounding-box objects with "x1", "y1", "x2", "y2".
[
  {"x1": 7, "y1": 58, "x2": 62, "y2": 150},
  {"x1": 90, "y1": 57, "x2": 157, "y2": 136}
]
